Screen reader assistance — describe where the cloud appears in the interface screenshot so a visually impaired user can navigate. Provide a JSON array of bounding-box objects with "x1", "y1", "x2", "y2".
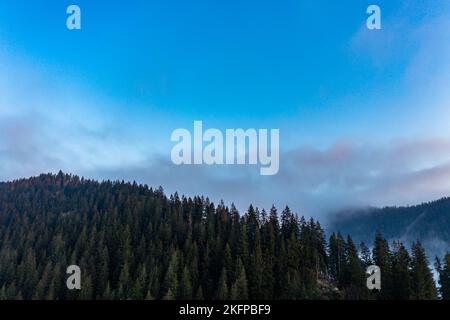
[
  {"x1": 1, "y1": 4, "x2": 450, "y2": 221},
  {"x1": 70, "y1": 138, "x2": 450, "y2": 221},
  {"x1": 280, "y1": 139, "x2": 450, "y2": 211},
  {"x1": 0, "y1": 113, "x2": 56, "y2": 177},
  {"x1": 0, "y1": 49, "x2": 157, "y2": 179},
  {"x1": 1, "y1": 50, "x2": 450, "y2": 218}
]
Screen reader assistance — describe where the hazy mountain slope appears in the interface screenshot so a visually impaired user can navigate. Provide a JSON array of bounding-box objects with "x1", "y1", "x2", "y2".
[{"x1": 330, "y1": 198, "x2": 450, "y2": 257}]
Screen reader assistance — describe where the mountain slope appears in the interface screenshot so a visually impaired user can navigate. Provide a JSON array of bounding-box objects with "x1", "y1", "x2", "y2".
[
  {"x1": 0, "y1": 172, "x2": 333, "y2": 300},
  {"x1": 330, "y1": 198, "x2": 450, "y2": 256},
  {"x1": 0, "y1": 172, "x2": 442, "y2": 300}
]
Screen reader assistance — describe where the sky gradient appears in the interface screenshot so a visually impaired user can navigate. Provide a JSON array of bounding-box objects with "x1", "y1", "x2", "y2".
[{"x1": 1, "y1": 0, "x2": 450, "y2": 218}]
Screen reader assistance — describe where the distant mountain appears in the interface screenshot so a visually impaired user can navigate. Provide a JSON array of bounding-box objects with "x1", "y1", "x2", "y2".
[{"x1": 330, "y1": 198, "x2": 450, "y2": 257}]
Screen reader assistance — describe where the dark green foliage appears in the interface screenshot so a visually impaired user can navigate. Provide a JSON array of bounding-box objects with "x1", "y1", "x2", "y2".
[
  {"x1": 410, "y1": 242, "x2": 437, "y2": 300},
  {"x1": 231, "y1": 259, "x2": 248, "y2": 300},
  {"x1": 372, "y1": 231, "x2": 393, "y2": 299},
  {"x1": 391, "y1": 241, "x2": 411, "y2": 300},
  {"x1": 436, "y1": 253, "x2": 450, "y2": 299},
  {"x1": 0, "y1": 173, "x2": 442, "y2": 300},
  {"x1": 340, "y1": 236, "x2": 367, "y2": 299},
  {"x1": 215, "y1": 268, "x2": 229, "y2": 300},
  {"x1": 359, "y1": 242, "x2": 372, "y2": 267}
]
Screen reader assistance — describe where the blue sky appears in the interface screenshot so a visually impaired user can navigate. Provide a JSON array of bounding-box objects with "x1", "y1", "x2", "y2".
[{"x1": 1, "y1": 0, "x2": 450, "y2": 218}]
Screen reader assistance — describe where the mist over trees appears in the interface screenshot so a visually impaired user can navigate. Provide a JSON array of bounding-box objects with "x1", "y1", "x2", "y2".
[
  {"x1": 0, "y1": 173, "x2": 447, "y2": 300},
  {"x1": 331, "y1": 198, "x2": 450, "y2": 259}
]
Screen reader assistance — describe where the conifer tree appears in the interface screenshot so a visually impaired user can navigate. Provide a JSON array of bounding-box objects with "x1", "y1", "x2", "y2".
[
  {"x1": 410, "y1": 242, "x2": 437, "y2": 300},
  {"x1": 216, "y1": 267, "x2": 229, "y2": 300},
  {"x1": 391, "y1": 241, "x2": 411, "y2": 300},
  {"x1": 372, "y1": 232, "x2": 392, "y2": 299},
  {"x1": 195, "y1": 286, "x2": 204, "y2": 300},
  {"x1": 231, "y1": 261, "x2": 248, "y2": 300},
  {"x1": 359, "y1": 242, "x2": 372, "y2": 267},
  {"x1": 162, "y1": 251, "x2": 179, "y2": 300},
  {"x1": 341, "y1": 236, "x2": 367, "y2": 299},
  {"x1": 179, "y1": 266, "x2": 193, "y2": 300},
  {"x1": 436, "y1": 253, "x2": 450, "y2": 300}
]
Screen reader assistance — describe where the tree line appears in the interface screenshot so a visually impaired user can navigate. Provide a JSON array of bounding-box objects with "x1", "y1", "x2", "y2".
[{"x1": 0, "y1": 172, "x2": 449, "y2": 300}]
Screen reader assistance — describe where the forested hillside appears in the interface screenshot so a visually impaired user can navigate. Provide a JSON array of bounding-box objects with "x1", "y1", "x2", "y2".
[
  {"x1": 0, "y1": 172, "x2": 448, "y2": 300},
  {"x1": 330, "y1": 198, "x2": 450, "y2": 258}
]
